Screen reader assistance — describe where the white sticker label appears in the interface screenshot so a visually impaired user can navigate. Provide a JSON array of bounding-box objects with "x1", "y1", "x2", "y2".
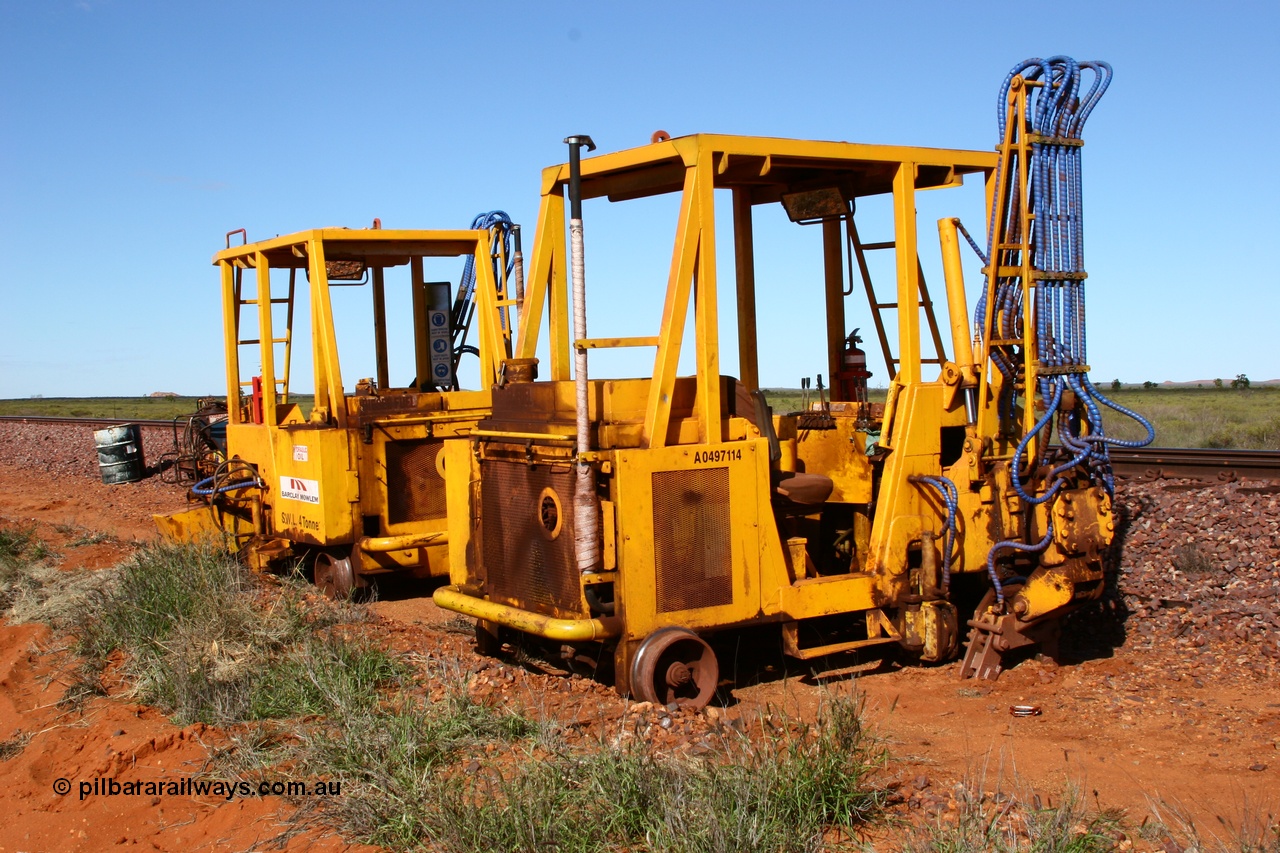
[
  {"x1": 280, "y1": 476, "x2": 320, "y2": 504},
  {"x1": 292, "y1": 445, "x2": 309, "y2": 462}
]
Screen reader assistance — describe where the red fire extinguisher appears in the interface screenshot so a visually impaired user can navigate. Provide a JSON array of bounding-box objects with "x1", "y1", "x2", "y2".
[
  {"x1": 837, "y1": 329, "x2": 871, "y2": 404},
  {"x1": 250, "y1": 375, "x2": 265, "y2": 424}
]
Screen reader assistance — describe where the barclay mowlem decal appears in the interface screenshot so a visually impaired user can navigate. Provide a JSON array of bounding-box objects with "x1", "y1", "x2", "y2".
[{"x1": 280, "y1": 476, "x2": 320, "y2": 504}]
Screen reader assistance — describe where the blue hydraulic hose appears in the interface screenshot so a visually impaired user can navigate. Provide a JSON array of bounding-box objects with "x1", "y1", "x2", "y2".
[
  {"x1": 980, "y1": 57, "x2": 1153, "y2": 597},
  {"x1": 987, "y1": 524, "x2": 1054, "y2": 605},
  {"x1": 453, "y1": 210, "x2": 516, "y2": 331},
  {"x1": 914, "y1": 476, "x2": 959, "y2": 590},
  {"x1": 191, "y1": 476, "x2": 259, "y2": 496}
]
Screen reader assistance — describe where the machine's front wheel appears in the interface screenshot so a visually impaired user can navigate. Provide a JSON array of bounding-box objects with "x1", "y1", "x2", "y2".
[
  {"x1": 314, "y1": 552, "x2": 356, "y2": 600},
  {"x1": 630, "y1": 627, "x2": 719, "y2": 709}
]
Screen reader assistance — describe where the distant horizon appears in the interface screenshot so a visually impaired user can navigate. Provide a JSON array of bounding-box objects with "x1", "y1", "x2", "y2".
[{"x1": 5, "y1": 379, "x2": 1280, "y2": 402}]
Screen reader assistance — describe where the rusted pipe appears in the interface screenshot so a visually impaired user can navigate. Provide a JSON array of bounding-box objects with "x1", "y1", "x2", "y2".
[
  {"x1": 358, "y1": 531, "x2": 446, "y2": 552},
  {"x1": 433, "y1": 585, "x2": 620, "y2": 641}
]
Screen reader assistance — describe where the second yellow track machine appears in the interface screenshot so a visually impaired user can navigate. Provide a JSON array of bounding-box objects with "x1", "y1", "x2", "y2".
[{"x1": 157, "y1": 215, "x2": 524, "y2": 597}]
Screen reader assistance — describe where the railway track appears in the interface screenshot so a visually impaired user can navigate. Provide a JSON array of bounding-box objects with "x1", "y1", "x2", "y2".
[
  {"x1": 0, "y1": 415, "x2": 175, "y2": 428},
  {"x1": 2, "y1": 416, "x2": 1278, "y2": 481},
  {"x1": 1109, "y1": 446, "x2": 1280, "y2": 483}
]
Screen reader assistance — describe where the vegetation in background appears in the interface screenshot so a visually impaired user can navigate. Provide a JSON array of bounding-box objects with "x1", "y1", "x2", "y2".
[
  {"x1": 4, "y1": 386, "x2": 1278, "y2": 449},
  {"x1": 1103, "y1": 387, "x2": 1280, "y2": 449},
  {"x1": 0, "y1": 395, "x2": 315, "y2": 420},
  {"x1": 765, "y1": 386, "x2": 1280, "y2": 450}
]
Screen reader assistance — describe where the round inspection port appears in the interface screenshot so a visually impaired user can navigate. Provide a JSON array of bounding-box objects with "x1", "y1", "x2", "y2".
[
  {"x1": 1010, "y1": 705, "x2": 1042, "y2": 717},
  {"x1": 537, "y1": 487, "x2": 563, "y2": 540}
]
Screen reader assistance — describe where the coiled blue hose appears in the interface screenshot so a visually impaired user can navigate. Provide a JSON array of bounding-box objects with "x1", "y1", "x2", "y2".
[
  {"x1": 913, "y1": 476, "x2": 958, "y2": 591},
  {"x1": 977, "y1": 57, "x2": 1154, "y2": 602},
  {"x1": 986, "y1": 525, "x2": 1054, "y2": 604},
  {"x1": 452, "y1": 210, "x2": 516, "y2": 332},
  {"x1": 191, "y1": 475, "x2": 259, "y2": 496},
  {"x1": 983, "y1": 57, "x2": 1154, "y2": 509}
]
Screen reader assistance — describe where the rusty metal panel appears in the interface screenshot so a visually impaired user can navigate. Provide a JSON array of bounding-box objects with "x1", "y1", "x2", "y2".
[
  {"x1": 652, "y1": 468, "x2": 733, "y2": 613},
  {"x1": 386, "y1": 440, "x2": 446, "y2": 525},
  {"x1": 479, "y1": 460, "x2": 582, "y2": 617}
]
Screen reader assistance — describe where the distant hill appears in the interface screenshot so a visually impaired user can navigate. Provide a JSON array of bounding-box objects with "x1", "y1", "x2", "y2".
[{"x1": 1158, "y1": 379, "x2": 1280, "y2": 387}]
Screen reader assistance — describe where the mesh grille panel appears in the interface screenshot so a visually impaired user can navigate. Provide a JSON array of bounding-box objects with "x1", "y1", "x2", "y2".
[
  {"x1": 652, "y1": 468, "x2": 733, "y2": 613},
  {"x1": 386, "y1": 440, "x2": 446, "y2": 525},
  {"x1": 479, "y1": 461, "x2": 582, "y2": 616}
]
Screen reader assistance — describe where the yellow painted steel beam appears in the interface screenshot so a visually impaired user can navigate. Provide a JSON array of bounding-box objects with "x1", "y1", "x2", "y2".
[
  {"x1": 518, "y1": 192, "x2": 571, "y2": 380},
  {"x1": 575, "y1": 336, "x2": 660, "y2": 349},
  {"x1": 308, "y1": 236, "x2": 345, "y2": 427},
  {"x1": 372, "y1": 266, "x2": 389, "y2": 389},
  {"x1": 732, "y1": 189, "x2": 759, "y2": 390},
  {"x1": 823, "y1": 219, "x2": 845, "y2": 398},
  {"x1": 221, "y1": 261, "x2": 242, "y2": 424},
  {"x1": 411, "y1": 257, "x2": 430, "y2": 394},
  {"x1": 434, "y1": 585, "x2": 621, "y2": 641},
  {"x1": 471, "y1": 229, "x2": 504, "y2": 387},
  {"x1": 255, "y1": 252, "x2": 277, "y2": 425},
  {"x1": 516, "y1": 192, "x2": 555, "y2": 362},
  {"x1": 212, "y1": 229, "x2": 485, "y2": 265},
  {"x1": 537, "y1": 135, "x2": 996, "y2": 204},
  {"x1": 892, "y1": 163, "x2": 921, "y2": 385},
  {"x1": 473, "y1": 429, "x2": 574, "y2": 442},
  {"x1": 643, "y1": 166, "x2": 701, "y2": 449},
  {"x1": 693, "y1": 144, "x2": 722, "y2": 444},
  {"x1": 938, "y1": 217, "x2": 976, "y2": 378},
  {"x1": 360, "y1": 531, "x2": 446, "y2": 552}
]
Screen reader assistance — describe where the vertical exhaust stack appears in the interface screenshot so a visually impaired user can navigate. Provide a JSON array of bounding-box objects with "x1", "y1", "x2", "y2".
[
  {"x1": 565, "y1": 135, "x2": 600, "y2": 575},
  {"x1": 512, "y1": 224, "x2": 525, "y2": 313}
]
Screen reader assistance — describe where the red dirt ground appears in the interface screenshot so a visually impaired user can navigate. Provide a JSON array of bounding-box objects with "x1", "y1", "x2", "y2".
[{"x1": 1, "y1": 430, "x2": 1277, "y2": 851}]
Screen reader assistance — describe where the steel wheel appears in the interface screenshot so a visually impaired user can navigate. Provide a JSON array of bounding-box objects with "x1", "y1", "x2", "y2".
[
  {"x1": 314, "y1": 552, "x2": 356, "y2": 600},
  {"x1": 630, "y1": 627, "x2": 718, "y2": 709}
]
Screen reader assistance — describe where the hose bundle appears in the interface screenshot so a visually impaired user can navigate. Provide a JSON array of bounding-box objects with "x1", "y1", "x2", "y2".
[
  {"x1": 447, "y1": 210, "x2": 518, "y2": 383},
  {"x1": 982, "y1": 57, "x2": 1154, "y2": 506},
  {"x1": 978, "y1": 57, "x2": 1154, "y2": 601},
  {"x1": 452, "y1": 210, "x2": 516, "y2": 330}
]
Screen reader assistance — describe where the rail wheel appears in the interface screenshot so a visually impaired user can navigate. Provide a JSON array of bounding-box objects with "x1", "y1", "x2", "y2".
[
  {"x1": 630, "y1": 627, "x2": 718, "y2": 709},
  {"x1": 314, "y1": 552, "x2": 356, "y2": 600}
]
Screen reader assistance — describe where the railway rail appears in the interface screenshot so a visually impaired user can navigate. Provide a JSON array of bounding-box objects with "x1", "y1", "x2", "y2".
[
  {"x1": 0, "y1": 415, "x2": 175, "y2": 428},
  {"x1": 2, "y1": 417, "x2": 1277, "y2": 481},
  {"x1": 1110, "y1": 447, "x2": 1280, "y2": 483}
]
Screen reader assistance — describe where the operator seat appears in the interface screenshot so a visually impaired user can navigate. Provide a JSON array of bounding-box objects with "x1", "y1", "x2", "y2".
[{"x1": 745, "y1": 387, "x2": 833, "y2": 507}]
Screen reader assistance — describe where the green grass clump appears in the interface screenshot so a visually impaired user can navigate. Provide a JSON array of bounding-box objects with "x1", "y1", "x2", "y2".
[
  {"x1": 902, "y1": 782, "x2": 1125, "y2": 853},
  {"x1": 423, "y1": 694, "x2": 884, "y2": 853},
  {"x1": 74, "y1": 541, "x2": 402, "y2": 725},
  {"x1": 0, "y1": 525, "x2": 57, "y2": 612}
]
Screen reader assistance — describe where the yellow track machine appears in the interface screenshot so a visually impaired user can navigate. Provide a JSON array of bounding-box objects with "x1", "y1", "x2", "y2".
[
  {"x1": 156, "y1": 216, "x2": 523, "y2": 597},
  {"x1": 436, "y1": 59, "x2": 1148, "y2": 706}
]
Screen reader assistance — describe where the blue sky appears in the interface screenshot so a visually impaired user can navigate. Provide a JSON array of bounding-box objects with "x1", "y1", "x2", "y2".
[{"x1": 2, "y1": 0, "x2": 1277, "y2": 398}]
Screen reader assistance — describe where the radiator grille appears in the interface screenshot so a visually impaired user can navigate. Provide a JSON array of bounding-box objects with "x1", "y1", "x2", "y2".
[
  {"x1": 479, "y1": 461, "x2": 582, "y2": 616},
  {"x1": 652, "y1": 467, "x2": 733, "y2": 613},
  {"x1": 386, "y1": 440, "x2": 446, "y2": 525}
]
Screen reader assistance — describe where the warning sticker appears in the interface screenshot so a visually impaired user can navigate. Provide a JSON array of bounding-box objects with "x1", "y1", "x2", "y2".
[
  {"x1": 292, "y1": 445, "x2": 309, "y2": 462},
  {"x1": 280, "y1": 476, "x2": 320, "y2": 504}
]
